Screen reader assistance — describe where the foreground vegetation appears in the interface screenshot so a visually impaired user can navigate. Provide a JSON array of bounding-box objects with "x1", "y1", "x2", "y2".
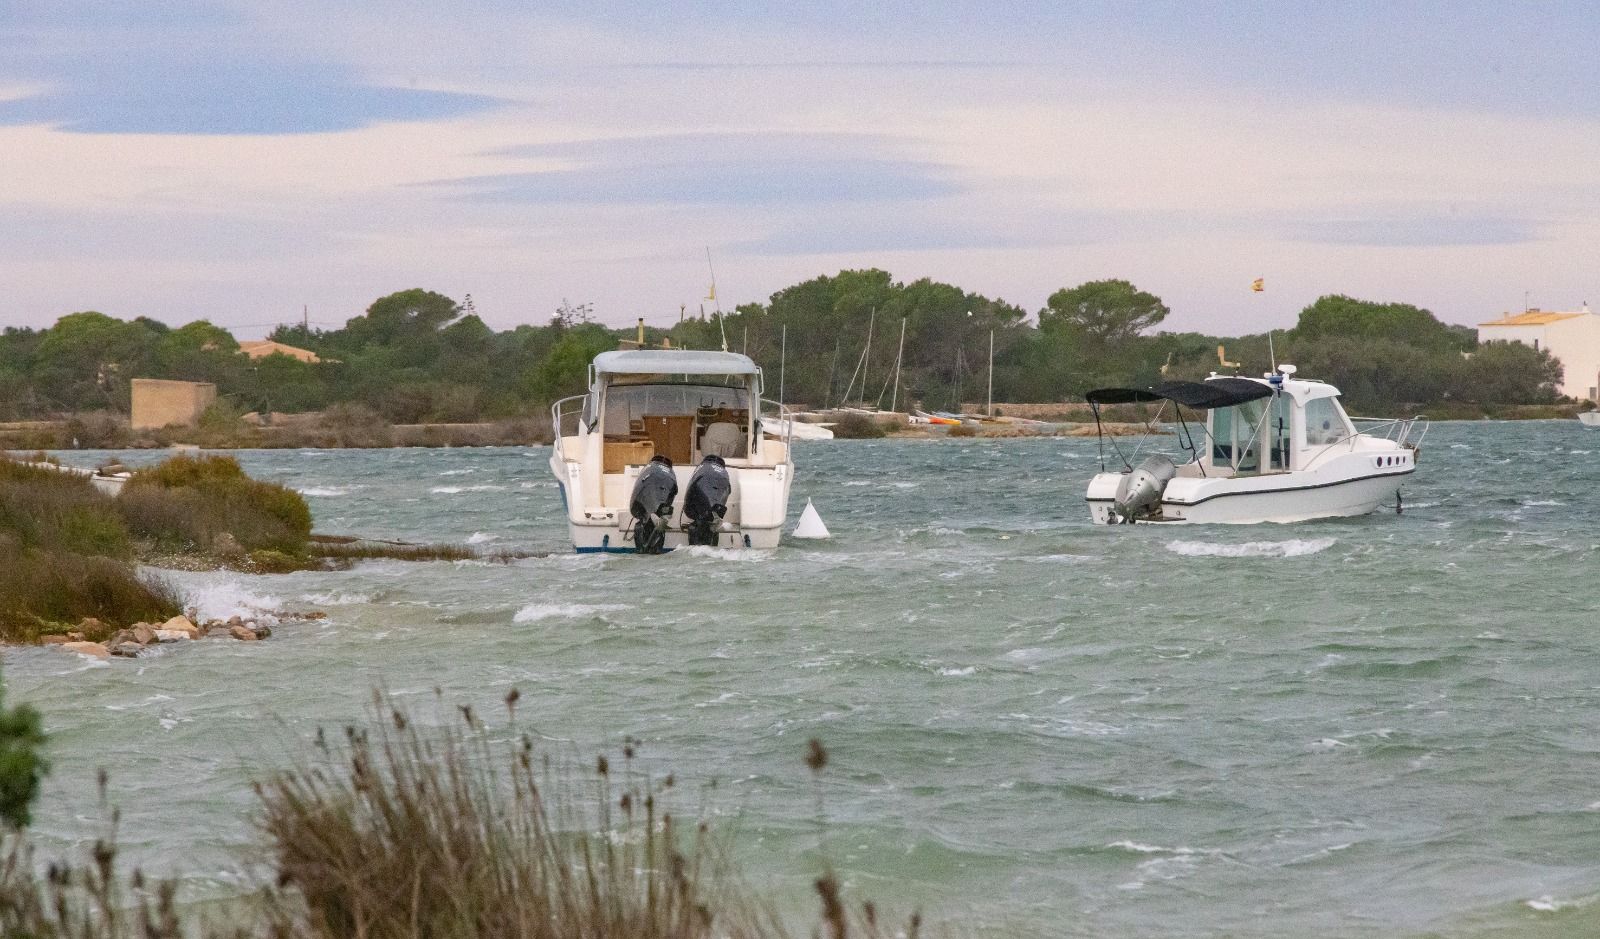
[
  {"x1": 0, "y1": 687, "x2": 912, "y2": 939},
  {"x1": 0, "y1": 277, "x2": 1566, "y2": 431}
]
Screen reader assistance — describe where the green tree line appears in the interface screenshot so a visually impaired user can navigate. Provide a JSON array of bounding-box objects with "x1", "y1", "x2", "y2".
[{"x1": 0, "y1": 275, "x2": 1563, "y2": 422}]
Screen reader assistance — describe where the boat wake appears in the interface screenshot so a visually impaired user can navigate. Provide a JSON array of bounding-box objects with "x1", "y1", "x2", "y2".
[{"x1": 1165, "y1": 537, "x2": 1337, "y2": 558}]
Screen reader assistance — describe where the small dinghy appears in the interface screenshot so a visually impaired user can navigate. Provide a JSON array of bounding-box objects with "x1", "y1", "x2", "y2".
[{"x1": 1084, "y1": 366, "x2": 1428, "y2": 525}]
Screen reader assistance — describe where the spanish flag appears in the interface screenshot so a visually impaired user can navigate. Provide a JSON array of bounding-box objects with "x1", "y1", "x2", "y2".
[{"x1": 1251, "y1": 278, "x2": 1265, "y2": 292}]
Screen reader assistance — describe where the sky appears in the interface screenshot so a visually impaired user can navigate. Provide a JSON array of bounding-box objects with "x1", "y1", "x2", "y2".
[{"x1": 2, "y1": 1, "x2": 1598, "y2": 337}]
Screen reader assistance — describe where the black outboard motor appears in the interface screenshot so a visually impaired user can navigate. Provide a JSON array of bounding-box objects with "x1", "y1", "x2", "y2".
[
  {"x1": 683, "y1": 455, "x2": 731, "y2": 546},
  {"x1": 628, "y1": 455, "x2": 678, "y2": 553}
]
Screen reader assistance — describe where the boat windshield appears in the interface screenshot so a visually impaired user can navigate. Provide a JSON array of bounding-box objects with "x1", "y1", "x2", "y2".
[
  {"x1": 1210, "y1": 399, "x2": 1270, "y2": 474},
  {"x1": 599, "y1": 381, "x2": 754, "y2": 466}
]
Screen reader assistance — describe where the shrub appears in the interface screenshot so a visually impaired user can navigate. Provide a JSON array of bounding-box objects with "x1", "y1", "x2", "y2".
[
  {"x1": 315, "y1": 403, "x2": 394, "y2": 448},
  {"x1": 0, "y1": 458, "x2": 132, "y2": 558},
  {"x1": 946, "y1": 424, "x2": 977, "y2": 437},
  {"x1": 0, "y1": 546, "x2": 180, "y2": 642},
  {"x1": 120, "y1": 455, "x2": 311, "y2": 554},
  {"x1": 830, "y1": 413, "x2": 887, "y2": 439}
]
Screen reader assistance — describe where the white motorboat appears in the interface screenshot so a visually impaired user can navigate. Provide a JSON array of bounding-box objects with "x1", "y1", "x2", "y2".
[
  {"x1": 1084, "y1": 366, "x2": 1427, "y2": 525},
  {"x1": 1578, "y1": 411, "x2": 1600, "y2": 427},
  {"x1": 548, "y1": 349, "x2": 794, "y2": 552}
]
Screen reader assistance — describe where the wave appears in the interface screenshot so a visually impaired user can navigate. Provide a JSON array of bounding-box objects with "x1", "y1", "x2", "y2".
[
  {"x1": 513, "y1": 602, "x2": 630, "y2": 623},
  {"x1": 465, "y1": 532, "x2": 498, "y2": 544},
  {"x1": 181, "y1": 578, "x2": 283, "y2": 623},
  {"x1": 672, "y1": 546, "x2": 771, "y2": 562},
  {"x1": 1165, "y1": 537, "x2": 1336, "y2": 558},
  {"x1": 430, "y1": 485, "x2": 507, "y2": 494},
  {"x1": 298, "y1": 486, "x2": 355, "y2": 497}
]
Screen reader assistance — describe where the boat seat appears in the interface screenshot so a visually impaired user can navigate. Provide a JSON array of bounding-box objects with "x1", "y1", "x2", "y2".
[{"x1": 700, "y1": 421, "x2": 745, "y2": 458}]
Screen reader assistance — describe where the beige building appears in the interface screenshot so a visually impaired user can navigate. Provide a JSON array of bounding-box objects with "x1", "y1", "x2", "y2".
[
  {"x1": 1477, "y1": 307, "x2": 1600, "y2": 400},
  {"x1": 130, "y1": 379, "x2": 217, "y2": 430},
  {"x1": 237, "y1": 339, "x2": 321, "y2": 363}
]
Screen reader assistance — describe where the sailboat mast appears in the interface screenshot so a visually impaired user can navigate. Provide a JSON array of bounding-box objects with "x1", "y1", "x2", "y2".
[
  {"x1": 779, "y1": 323, "x2": 787, "y2": 407},
  {"x1": 987, "y1": 329, "x2": 995, "y2": 418},
  {"x1": 891, "y1": 318, "x2": 906, "y2": 413},
  {"x1": 861, "y1": 307, "x2": 875, "y2": 407}
]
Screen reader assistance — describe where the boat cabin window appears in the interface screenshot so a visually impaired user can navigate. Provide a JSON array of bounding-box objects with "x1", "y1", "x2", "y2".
[
  {"x1": 1269, "y1": 393, "x2": 1291, "y2": 471},
  {"x1": 600, "y1": 381, "x2": 751, "y2": 467},
  {"x1": 1303, "y1": 396, "x2": 1350, "y2": 446},
  {"x1": 1209, "y1": 399, "x2": 1269, "y2": 475}
]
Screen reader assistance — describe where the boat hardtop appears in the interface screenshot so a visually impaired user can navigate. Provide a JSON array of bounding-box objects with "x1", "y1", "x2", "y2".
[{"x1": 1084, "y1": 366, "x2": 1427, "y2": 525}]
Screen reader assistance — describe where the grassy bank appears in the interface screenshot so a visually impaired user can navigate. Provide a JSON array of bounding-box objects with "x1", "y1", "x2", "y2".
[{"x1": 0, "y1": 691, "x2": 918, "y2": 939}]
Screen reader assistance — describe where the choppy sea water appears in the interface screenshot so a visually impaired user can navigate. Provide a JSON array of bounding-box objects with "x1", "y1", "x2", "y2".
[{"x1": 12, "y1": 421, "x2": 1600, "y2": 937}]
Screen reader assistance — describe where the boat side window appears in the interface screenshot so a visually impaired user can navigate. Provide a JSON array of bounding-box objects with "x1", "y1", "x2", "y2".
[
  {"x1": 1232, "y1": 400, "x2": 1265, "y2": 474},
  {"x1": 1303, "y1": 396, "x2": 1348, "y2": 446},
  {"x1": 1209, "y1": 406, "x2": 1233, "y2": 465}
]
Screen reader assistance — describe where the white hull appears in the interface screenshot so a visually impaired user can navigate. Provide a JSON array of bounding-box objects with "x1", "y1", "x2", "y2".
[
  {"x1": 1578, "y1": 411, "x2": 1600, "y2": 427},
  {"x1": 1088, "y1": 468, "x2": 1408, "y2": 524}
]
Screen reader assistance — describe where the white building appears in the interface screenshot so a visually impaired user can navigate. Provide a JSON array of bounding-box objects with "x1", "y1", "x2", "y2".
[{"x1": 1476, "y1": 307, "x2": 1600, "y2": 401}]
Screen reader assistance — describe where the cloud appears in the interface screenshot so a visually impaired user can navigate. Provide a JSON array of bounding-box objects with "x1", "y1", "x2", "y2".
[
  {"x1": 1280, "y1": 215, "x2": 1548, "y2": 248},
  {"x1": 0, "y1": 4, "x2": 501, "y2": 133},
  {"x1": 434, "y1": 133, "x2": 963, "y2": 206}
]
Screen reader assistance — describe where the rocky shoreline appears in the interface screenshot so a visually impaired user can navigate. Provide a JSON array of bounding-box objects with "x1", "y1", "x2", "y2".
[{"x1": 38, "y1": 610, "x2": 324, "y2": 660}]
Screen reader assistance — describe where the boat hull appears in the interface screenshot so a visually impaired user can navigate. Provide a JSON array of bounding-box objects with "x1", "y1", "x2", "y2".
[
  {"x1": 551, "y1": 452, "x2": 790, "y2": 552},
  {"x1": 1087, "y1": 467, "x2": 1412, "y2": 525},
  {"x1": 1579, "y1": 411, "x2": 1600, "y2": 427}
]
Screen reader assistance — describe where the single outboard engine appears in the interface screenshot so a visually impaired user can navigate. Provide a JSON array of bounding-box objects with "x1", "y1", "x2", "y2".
[
  {"x1": 683, "y1": 455, "x2": 732, "y2": 546},
  {"x1": 1113, "y1": 455, "x2": 1177, "y2": 523},
  {"x1": 628, "y1": 455, "x2": 678, "y2": 553}
]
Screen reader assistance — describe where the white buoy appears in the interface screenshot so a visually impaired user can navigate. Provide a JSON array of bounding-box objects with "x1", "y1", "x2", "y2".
[{"x1": 792, "y1": 498, "x2": 831, "y2": 539}]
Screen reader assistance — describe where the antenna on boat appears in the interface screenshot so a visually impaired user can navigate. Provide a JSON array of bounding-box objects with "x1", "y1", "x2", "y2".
[{"x1": 1268, "y1": 331, "x2": 1278, "y2": 373}]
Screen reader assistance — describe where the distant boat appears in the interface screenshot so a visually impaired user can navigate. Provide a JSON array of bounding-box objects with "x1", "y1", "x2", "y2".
[
  {"x1": 548, "y1": 349, "x2": 796, "y2": 552},
  {"x1": 1579, "y1": 411, "x2": 1600, "y2": 427},
  {"x1": 761, "y1": 417, "x2": 834, "y2": 440},
  {"x1": 1085, "y1": 366, "x2": 1428, "y2": 524}
]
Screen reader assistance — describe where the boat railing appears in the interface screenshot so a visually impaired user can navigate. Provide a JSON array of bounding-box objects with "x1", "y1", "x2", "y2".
[
  {"x1": 550, "y1": 395, "x2": 588, "y2": 457},
  {"x1": 758, "y1": 398, "x2": 795, "y2": 452},
  {"x1": 1349, "y1": 415, "x2": 1430, "y2": 450}
]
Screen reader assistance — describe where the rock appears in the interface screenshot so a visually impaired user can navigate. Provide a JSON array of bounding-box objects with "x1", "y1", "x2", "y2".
[
  {"x1": 110, "y1": 642, "x2": 143, "y2": 658},
  {"x1": 250, "y1": 623, "x2": 272, "y2": 640},
  {"x1": 152, "y1": 629, "x2": 190, "y2": 643},
  {"x1": 39, "y1": 634, "x2": 69, "y2": 645},
  {"x1": 61, "y1": 641, "x2": 109, "y2": 660},
  {"x1": 78, "y1": 617, "x2": 105, "y2": 635},
  {"x1": 229, "y1": 625, "x2": 259, "y2": 641},
  {"x1": 66, "y1": 631, "x2": 84, "y2": 642},
  {"x1": 212, "y1": 533, "x2": 244, "y2": 556},
  {"x1": 107, "y1": 629, "x2": 135, "y2": 648},
  {"x1": 226, "y1": 615, "x2": 244, "y2": 628},
  {"x1": 132, "y1": 624, "x2": 157, "y2": 645},
  {"x1": 161, "y1": 615, "x2": 200, "y2": 638},
  {"x1": 203, "y1": 623, "x2": 233, "y2": 638}
]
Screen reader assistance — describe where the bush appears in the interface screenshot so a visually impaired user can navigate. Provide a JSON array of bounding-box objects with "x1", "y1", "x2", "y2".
[
  {"x1": 0, "y1": 458, "x2": 132, "y2": 558},
  {"x1": 120, "y1": 455, "x2": 311, "y2": 554},
  {"x1": 946, "y1": 424, "x2": 977, "y2": 437},
  {"x1": 830, "y1": 413, "x2": 887, "y2": 439},
  {"x1": 0, "y1": 546, "x2": 179, "y2": 642}
]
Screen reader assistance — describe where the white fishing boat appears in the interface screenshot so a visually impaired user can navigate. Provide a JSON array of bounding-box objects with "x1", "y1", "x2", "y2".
[
  {"x1": 1084, "y1": 366, "x2": 1427, "y2": 524},
  {"x1": 548, "y1": 349, "x2": 794, "y2": 552},
  {"x1": 1578, "y1": 411, "x2": 1600, "y2": 427}
]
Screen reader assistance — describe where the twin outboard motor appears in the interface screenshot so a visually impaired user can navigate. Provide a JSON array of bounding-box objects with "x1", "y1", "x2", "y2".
[
  {"x1": 1113, "y1": 455, "x2": 1177, "y2": 523},
  {"x1": 628, "y1": 455, "x2": 678, "y2": 553},
  {"x1": 683, "y1": 455, "x2": 731, "y2": 546}
]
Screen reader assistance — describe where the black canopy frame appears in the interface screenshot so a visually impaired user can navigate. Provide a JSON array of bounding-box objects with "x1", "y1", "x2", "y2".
[{"x1": 1085, "y1": 379, "x2": 1276, "y2": 473}]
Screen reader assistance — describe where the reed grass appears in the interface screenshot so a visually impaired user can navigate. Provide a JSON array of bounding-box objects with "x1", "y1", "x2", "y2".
[{"x1": 0, "y1": 691, "x2": 926, "y2": 939}]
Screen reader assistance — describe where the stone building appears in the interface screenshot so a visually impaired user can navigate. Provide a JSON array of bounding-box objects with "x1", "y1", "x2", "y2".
[{"x1": 130, "y1": 379, "x2": 217, "y2": 430}]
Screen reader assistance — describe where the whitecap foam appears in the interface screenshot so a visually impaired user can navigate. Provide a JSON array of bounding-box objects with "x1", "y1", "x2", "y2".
[
  {"x1": 430, "y1": 484, "x2": 506, "y2": 494},
  {"x1": 182, "y1": 579, "x2": 282, "y2": 623},
  {"x1": 1166, "y1": 537, "x2": 1336, "y2": 558},
  {"x1": 673, "y1": 546, "x2": 771, "y2": 562},
  {"x1": 938, "y1": 666, "x2": 976, "y2": 677},
  {"x1": 299, "y1": 591, "x2": 374, "y2": 605},
  {"x1": 438, "y1": 469, "x2": 477, "y2": 476},
  {"x1": 299, "y1": 486, "x2": 354, "y2": 497},
  {"x1": 513, "y1": 602, "x2": 630, "y2": 623},
  {"x1": 465, "y1": 532, "x2": 498, "y2": 544},
  {"x1": 1527, "y1": 895, "x2": 1576, "y2": 913},
  {"x1": 1522, "y1": 499, "x2": 1563, "y2": 507}
]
